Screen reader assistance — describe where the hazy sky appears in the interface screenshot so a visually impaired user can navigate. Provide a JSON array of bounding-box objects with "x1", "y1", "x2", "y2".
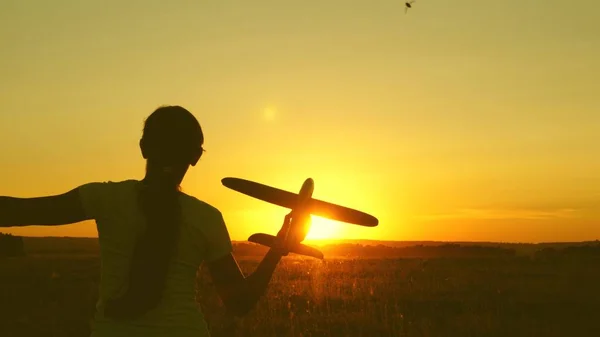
[{"x1": 1, "y1": 0, "x2": 599, "y2": 242}]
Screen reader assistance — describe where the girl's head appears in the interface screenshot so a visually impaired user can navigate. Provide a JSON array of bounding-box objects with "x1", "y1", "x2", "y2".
[{"x1": 140, "y1": 105, "x2": 205, "y2": 184}]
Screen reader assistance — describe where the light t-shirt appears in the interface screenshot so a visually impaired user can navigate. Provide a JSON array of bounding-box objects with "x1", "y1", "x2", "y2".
[{"x1": 78, "y1": 179, "x2": 233, "y2": 337}]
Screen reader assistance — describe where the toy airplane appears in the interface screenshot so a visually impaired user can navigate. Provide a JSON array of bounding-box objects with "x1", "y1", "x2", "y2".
[{"x1": 221, "y1": 177, "x2": 379, "y2": 259}]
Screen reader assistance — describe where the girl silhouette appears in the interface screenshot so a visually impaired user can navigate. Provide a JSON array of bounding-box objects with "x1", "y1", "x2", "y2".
[{"x1": 0, "y1": 105, "x2": 292, "y2": 337}]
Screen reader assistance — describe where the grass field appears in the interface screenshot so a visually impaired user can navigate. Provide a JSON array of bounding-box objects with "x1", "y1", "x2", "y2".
[{"x1": 1, "y1": 238, "x2": 599, "y2": 337}]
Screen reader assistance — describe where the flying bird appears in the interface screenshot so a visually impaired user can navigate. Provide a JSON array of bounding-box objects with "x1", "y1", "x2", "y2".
[{"x1": 405, "y1": 0, "x2": 416, "y2": 14}]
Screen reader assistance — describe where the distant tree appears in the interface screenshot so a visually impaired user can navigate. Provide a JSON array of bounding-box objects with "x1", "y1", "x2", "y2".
[
  {"x1": 534, "y1": 243, "x2": 600, "y2": 262},
  {"x1": 0, "y1": 232, "x2": 25, "y2": 257}
]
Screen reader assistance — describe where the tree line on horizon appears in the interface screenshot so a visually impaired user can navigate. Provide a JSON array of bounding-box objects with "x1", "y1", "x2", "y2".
[
  {"x1": 3, "y1": 234, "x2": 600, "y2": 260},
  {"x1": 0, "y1": 232, "x2": 25, "y2": 257}
]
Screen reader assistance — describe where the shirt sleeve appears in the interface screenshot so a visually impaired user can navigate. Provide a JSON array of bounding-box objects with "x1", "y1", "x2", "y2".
[
  {"x1": 77, "y1": 182, "x2": 110, "y2": 220},
  {"x1": 204, "y1": 210, "x2": 234, "y2": 262}
]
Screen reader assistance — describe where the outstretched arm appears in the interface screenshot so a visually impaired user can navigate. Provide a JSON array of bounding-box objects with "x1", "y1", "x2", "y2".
[
  {"x1": 206, "y1": 247, "x2": 284, "y2": 317},
  {"x1": 0, "y1": 188, "x2": 91, "y2": 227},
  {"x1": 206, "y1": 216, "x2": 291, "y2": 317}
]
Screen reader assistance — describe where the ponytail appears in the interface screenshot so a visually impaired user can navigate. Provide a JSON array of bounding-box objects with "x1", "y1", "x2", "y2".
[{"x1": 104, "y1": 175, "x2": 181, "y2": 319}]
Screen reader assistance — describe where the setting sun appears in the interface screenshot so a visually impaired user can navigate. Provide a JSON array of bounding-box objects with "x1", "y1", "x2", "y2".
[{"x1": 305, "y1": 215, "x2": 346, "y2": 240}]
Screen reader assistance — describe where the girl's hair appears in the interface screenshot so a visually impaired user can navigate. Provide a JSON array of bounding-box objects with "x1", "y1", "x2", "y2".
[{"x1": 104, "y1": 106, "x2": 204, "y2": 320}]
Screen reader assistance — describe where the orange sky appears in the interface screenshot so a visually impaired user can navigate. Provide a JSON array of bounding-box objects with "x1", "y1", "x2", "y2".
[{"x1": 1, "y1": 0, "x2": 599, "y2": 243}]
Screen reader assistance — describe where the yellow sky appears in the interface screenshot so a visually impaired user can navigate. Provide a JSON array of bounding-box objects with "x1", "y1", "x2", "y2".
[{"x1": 1, "y1": 0, "x2": 599, "y2": 243}]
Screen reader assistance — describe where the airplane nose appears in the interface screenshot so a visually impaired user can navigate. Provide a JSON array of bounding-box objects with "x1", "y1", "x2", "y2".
[{"x1": 298, "y1": 178, "x2": 315, "y2": 199}]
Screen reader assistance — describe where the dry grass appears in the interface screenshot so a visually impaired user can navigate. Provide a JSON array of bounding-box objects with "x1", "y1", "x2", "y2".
[{"x1": 1, "y1": 241, "x2": 600, "y2": 336}]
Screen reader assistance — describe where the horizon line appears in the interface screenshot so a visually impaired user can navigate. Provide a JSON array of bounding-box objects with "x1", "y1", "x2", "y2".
[{"x1": 8, "y1": 234, "x2": 599, "y2": 245}]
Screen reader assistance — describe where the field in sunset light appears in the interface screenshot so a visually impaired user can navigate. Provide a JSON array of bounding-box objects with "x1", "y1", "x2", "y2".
[{"x1": 2, "y1": 237, "x2": 600, "y2": 337}]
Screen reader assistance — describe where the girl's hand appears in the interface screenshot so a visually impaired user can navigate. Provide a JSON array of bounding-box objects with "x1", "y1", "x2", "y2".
[
  {"x1": 271, "y1": 213, "x2": 290, "y2": 255},
  {"x1": 272, "y1": 212, "x2": 311, "y2": 256}
]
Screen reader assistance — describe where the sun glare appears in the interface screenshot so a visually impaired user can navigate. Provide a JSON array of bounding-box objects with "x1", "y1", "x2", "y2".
[
  {"x1": 305, "y1": 215, "x2": 345, "y2": 240},
  {"x1": 263, "y1": 106, "x2": 276, "y2": 121}
]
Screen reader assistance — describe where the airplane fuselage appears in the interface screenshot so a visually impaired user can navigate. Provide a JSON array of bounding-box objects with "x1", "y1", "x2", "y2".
[{"x1": 288, "y1": 178, "x2": 314, "y2": 243}]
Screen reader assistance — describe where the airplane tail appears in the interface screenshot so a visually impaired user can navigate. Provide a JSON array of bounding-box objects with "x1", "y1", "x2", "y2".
[{"x1": 248, "y1": 233, "x2": 324, "y2": 260}]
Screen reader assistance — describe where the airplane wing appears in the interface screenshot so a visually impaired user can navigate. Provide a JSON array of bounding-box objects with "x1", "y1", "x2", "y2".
[
  {"x1": 222, "y1": 177, "x2": 379, "y2": 227},
  {"x1": 222, "y1": 177, "x2": 298, "y2": 208},
  {"x1": 248, "y1": 233, "x2": 324, "y2": 259},
  {"x1": 309, "y1": 198, "x2": 378, "y2": 227}
]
